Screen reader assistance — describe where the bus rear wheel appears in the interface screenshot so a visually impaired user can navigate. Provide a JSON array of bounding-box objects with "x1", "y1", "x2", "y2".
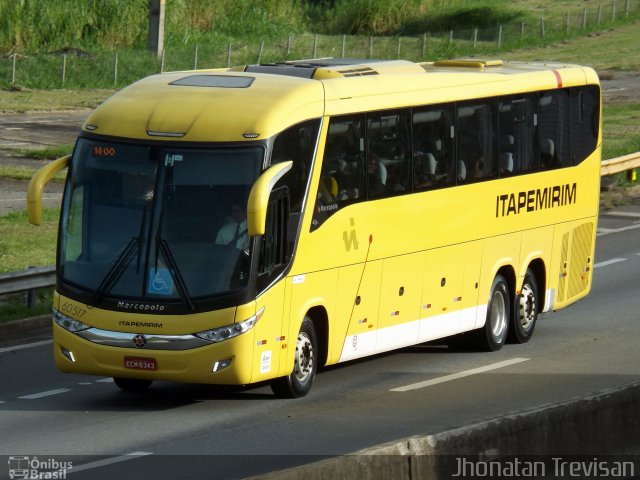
[
  {"x1": 113, "y1": 377, "x2": 153, "y2": 392},
  {"x1": 508, "y1": 268, "x2": 539, "y2": 344},
  {"x1": 271, "y1": 317, "x2": 317, "y2": 398},
  {"x1": 477, "y1": 274, "x2": 510, "y2": 351}
]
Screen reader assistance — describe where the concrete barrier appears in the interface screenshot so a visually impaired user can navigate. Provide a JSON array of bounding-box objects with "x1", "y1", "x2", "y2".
[{"x1": 252, "y1": 380, "x2": 640, "y2": 479}]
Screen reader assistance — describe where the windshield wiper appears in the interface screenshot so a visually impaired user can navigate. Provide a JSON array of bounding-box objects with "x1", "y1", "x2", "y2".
[
  {"x1": 91, "y1": 237, "x2": 139, "y2": 305},
  {"x1": 91, "y1": 207, "x2": 147, "y2": 305},
  {"x1": 155, "y1": 236, "x2": 195, "y2": 311}
]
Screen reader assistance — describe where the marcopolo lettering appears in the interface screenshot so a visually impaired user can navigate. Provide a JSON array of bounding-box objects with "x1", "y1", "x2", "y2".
[
  {"x1": 117, "y1": 301, "x2": 166, "y2": 312},
  {"x1": 496, "y1": 183, "x2": 576, "y2": 217}
]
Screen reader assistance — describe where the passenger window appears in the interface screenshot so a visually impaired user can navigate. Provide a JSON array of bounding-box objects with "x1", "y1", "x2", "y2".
[
  {"x1": 571, "y1": 85, "x2": 600, "y2": 165},
  {"x1": 412, "y1": 106, "x2": 455, "y2": 190},
  {"x1": 271, "y1": 119, "x2": 320, "y2": 245},
  {"x1": 539, "y1": 89, "x2": 571, "y2": 170},
  {"x1": 311, "y1": 115, "x2": 365, "y2": 231},
  {"x1": 498, "y1": 95, "x2": 538, "y2": 175},
  {"x1": 367, "y1": 110, "x2": 411, "y2": 198},
  {"x1": 456, "y1": 101, "x2": 497, "y2": 183}
]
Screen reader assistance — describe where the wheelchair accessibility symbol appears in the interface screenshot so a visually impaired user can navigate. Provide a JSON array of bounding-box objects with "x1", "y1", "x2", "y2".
[{"x1": 148, "y1": 268, "x2": 174, "y2": 295}]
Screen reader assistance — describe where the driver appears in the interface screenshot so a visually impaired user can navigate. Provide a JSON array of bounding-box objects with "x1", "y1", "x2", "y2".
[{"x1": 215, "y1": 204, "x2": 249, "y2": 250}]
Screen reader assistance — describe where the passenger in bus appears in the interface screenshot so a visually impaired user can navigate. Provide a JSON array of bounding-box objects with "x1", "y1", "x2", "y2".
[
  {"x1": 318, "y1": 175, "x2": 339, "y2": 203},
  {"x1": 414, "y1": 151, "x2": 437, "y2": 188},
  {"x1": 368, "y1": 154, "x2": 387, "y2": 196},
  {"x1": 215, "y1": 203, "x2": 248, "y2": 250}
]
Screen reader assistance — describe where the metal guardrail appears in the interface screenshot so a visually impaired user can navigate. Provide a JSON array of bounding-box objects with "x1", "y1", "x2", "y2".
[
  {"x1": 601, "y1": 151, "x2": 640, "y2": 180},
  {"x1": 0, "y1": 266, "x2": 55, "y2": 308},
  {"x1": 0, "y1": 153, "x2": 638, "y2": 307}
]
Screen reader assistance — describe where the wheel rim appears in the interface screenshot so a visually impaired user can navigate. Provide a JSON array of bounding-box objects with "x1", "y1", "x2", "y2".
[
  {"x1": 293, "y1": 331, "x2": 314, "y2": 383},
  {"x1": 518, "y1": 283, "x2": 536, "y2": 331},
  {"x1": 490, "y1": 289, "x2": 507, "y2": 339}
]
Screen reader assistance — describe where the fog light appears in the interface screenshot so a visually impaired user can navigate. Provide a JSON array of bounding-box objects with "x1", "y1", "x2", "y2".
[
  {"x1": 212, "y1": 359, "x2": 232, "y2": 372},
  {"x1": 61, "y1": 347, "x2": 76, "y2": 363}
]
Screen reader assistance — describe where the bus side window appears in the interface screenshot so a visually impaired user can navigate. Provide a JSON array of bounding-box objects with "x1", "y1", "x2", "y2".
[
  {"x1": 498, "y1": 95, "x2": 539, "y2": 176},
  {"x1": 456, "y1": 101, "x2": 497, "y2": 183},
  {"x1": 539, "y1": 89, "x2": 571, "y2": 170},
  {"x1": 311, "y1": 115, "x2": 365, "y2": 231},
  {"x1": 367, "y1": 110, "x2": 411, "y2": 198},
  {"x1": 412, "y1": 106, "x2": 455, "y2": 190},
  {"x1": 271, "y1": 119, "x2": 320, "y2": 245},
  {"x1": 571, "y1": 85, "x2": 600, "y2": 165}
]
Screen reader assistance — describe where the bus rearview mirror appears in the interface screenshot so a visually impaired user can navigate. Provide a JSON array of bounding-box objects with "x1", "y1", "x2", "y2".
[
  {"x1": 27, "y1": 155, "x2": 71, "y2": 225},
  {"x1": 247, "y1": 161, "x2": 292, "y2": 237}
]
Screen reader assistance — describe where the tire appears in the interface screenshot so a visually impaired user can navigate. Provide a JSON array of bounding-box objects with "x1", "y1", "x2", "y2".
[
  {"x1": 508, "y1": 268, "x2": 539, "y2": 344},
  {"x1": 113, "y1": 377, "x2": 153, "y2": 392},
  {"x1": 271, "y1": 317, "x2": 318, "y2": 398},
  {"x1": 476, "y1": 274, "x2": 510, "y2": 351}
]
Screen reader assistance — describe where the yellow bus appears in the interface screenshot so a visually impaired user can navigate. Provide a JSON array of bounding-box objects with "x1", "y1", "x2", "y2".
[{"x1": 28, "y1": 58, "x2": 600, "y2": 397}]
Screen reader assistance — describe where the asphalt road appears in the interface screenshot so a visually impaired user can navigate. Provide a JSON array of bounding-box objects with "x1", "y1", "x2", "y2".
[{"x1": 0, "y1": 207, "x2": 639, "y2": 480}]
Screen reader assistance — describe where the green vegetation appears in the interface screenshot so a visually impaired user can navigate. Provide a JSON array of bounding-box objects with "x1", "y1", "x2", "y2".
[
  {"x1": 0, "y1": 209, "x2": 59, "y2": 272},
  {"x1": 0, "y1": 88, "x2": 111, "y2": 112},
  {"x1": 0, "y1": 208, "x2": 58, "y2": 323},
  {"x1": 0, "y1": 165, "x2": 66, "y2": 181},
  {"x1": 2, "y1": 0, "x2": 639, "y2": 89},
  {"x1": 0, "y1": 290, "x2": 53, "y2": 324},
  {"x1": 10, "y1": 145, "x2": 73, "y2": 160},
  {"x1": 602, "y1": 103, "x2": 640, "y2": 160}
]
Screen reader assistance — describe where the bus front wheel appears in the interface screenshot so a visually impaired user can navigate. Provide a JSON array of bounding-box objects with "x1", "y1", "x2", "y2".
[{"x1": 271, "y1": 317, "x2": 318, "y2": 398}]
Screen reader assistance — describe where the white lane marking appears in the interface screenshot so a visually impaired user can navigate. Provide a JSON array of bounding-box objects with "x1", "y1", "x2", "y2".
[
  {"x1": 594, "y1": 258, "x2": 626, "y2": 268},
  {"x1": 0, "y1": 340, "x2": 52, "y2": 354},
  {"x1": 68, "y1": 452, "x2": 153, "y2": 475},
  {"x1": 0, "y1": 401, "x2": 6, "y2": 404},
  {"x1": 391, "y1": 357, "x2": 530, "y2": 392},
  {"x1": 19, "y1": 388, "x2": 72, "y2": 400},
  {"x1": 597, "y1": 223, "x2": 640, "y2": 236},
  {"x1": 96, "y1": 378, "x2": 114, "y2": 383},
  {"x1": 603, "y1": 211, "x2": 640, "y2": 218},
  {"x1": 78, "y1": 382, "x2": 93, "y2": 386}
]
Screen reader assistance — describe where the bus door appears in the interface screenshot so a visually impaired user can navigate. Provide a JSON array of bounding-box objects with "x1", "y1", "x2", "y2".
[{"x1": 252, "y1": 188, "x2": 290, "y2": 381}]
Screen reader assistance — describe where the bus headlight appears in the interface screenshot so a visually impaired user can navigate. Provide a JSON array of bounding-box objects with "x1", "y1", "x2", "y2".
[
  {"x1": 53, "y1": 308, "x2": 91, "y2": 332},
  {"x1": 195, "y1": 307, "x2": 264, "y2": 343}
]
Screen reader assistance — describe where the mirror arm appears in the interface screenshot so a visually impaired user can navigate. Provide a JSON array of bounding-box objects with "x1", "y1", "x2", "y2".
[
  {"x1": 27, "y1": 155, "x2": 71, "y2": 225},
  {"x1": 247, "y1": 161, "x2": 292, "y2": 236}
]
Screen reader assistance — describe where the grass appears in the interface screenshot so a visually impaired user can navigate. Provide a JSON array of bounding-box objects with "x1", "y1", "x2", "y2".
[
  {"x1": 10, "y1": 145, "x2": 73, "y2": 160},
  {"x1": 0, "y1": 208, "x2": 58, "y2": 322},
  {"x1": 0, "y1": 88, "x2": 111, "y2": 112},
  {"x1": 501, "y1": 22, "x2": 640, "y2": 71},
  {"x1": 0, "y1": 290, "x2": 53, "y2": 324},
  {"x1": 2, "y1": 1, "x2": 639, "y2": 89},
  {"x1": 0, "y1": 208, "x2": 59, "y2": 273},
  {"x1": 602, "y1": 103, "x2": 640, "y2": 160},
  {"x1": 0, "y1": 165, "x2": 66, "y2": 181}
]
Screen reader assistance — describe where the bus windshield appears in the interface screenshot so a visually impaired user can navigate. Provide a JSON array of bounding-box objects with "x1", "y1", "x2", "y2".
[{"x1": 59, "y1": 138, "x2": 263, "y2": 306}]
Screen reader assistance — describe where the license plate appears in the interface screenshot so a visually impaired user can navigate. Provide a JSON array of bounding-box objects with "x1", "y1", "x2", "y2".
[{"x1": 124, "y1": 356, "x2": 157, "y2": 370}]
